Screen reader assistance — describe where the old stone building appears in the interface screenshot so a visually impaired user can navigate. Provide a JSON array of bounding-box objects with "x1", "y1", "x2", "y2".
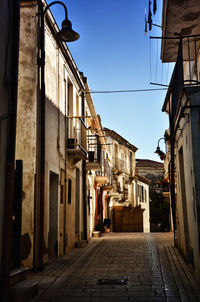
[
  {"x1": 12, "y1": 0, "x2": 114, "y2": 274},
  {"x1": 15, "y1": 0, "x2": 99, "y2": 269},
  {"x1": 103, "y1": 128, "x2": 150, "y2": 233},
  {"x1": 136, "y1": 159, "x2": 170, "y2": 232},
  {"x1": 136, "y1": 159, "x2": 164, "y2": 193},
  {"x1": 84, "y1": 80, "x2": 110, "y2": 236},
  {"x1": 160, "y1": 0, "x2": 200, "y2": 277}
]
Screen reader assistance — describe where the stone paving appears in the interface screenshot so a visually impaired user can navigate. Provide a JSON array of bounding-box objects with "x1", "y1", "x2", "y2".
[{"x1": 29, "y1": 233, "x2": 200, "y2": 302}]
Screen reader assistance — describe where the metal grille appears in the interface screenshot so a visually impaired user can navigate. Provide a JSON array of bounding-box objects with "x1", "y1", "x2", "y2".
[{"x1": 97, "y1": 277, "x2": 128, "y2": 286}]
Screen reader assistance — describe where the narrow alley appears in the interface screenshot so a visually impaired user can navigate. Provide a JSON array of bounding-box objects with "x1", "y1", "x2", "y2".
[
  {"x1": 29, "y1": 233, "x2": 200, "y2": 302},
  {"x1": 2, "y1": 1, "x2": 200, "y2": 302}
]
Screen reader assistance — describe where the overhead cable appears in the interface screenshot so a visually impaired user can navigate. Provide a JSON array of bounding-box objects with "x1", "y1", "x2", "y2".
[{"x1": 86, "y1": 88, "x2": 167, "y2": 94}]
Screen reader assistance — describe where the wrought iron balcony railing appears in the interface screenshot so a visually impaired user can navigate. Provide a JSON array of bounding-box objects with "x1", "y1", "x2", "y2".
[
  {"x1": 164, "y1": 35, "x2": 200, "y2": 122},
  {"x1": 86, "y1": 135, "x2": 101, "y2": 171},
  {"x1": 67, "y1": 118, "x2": 87, "y2": 163}
]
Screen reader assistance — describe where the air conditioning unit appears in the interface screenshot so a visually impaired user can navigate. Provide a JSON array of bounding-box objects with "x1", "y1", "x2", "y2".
[{"x1": 67, "y1": 138, "x2": 77, "y2": 149}]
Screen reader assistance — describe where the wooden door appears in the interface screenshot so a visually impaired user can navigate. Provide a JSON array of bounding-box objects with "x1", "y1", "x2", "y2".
[{"x1": 113, "y1": 207, "x2": 144, "y2": 232}]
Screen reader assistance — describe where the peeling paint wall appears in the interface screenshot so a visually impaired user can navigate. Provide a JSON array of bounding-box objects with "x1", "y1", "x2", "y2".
[
  {"x1": 16, "y1": 3, "x2": 38, "y2": 267},
  {"x1": 110, "y1": 137, "x2": 136, "y2": 204},
  {"x1": 0, "y1": 0, "x2": 18, "y2": 275}
]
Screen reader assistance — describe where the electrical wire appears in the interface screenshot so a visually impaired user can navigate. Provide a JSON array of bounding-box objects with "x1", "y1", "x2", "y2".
[
  {"x1": 155, "y1": 38, "x2": 159, "y2": 83},
  {"x1": 86, "y1": 88, "x2": 167, "y2": 94},
  {"x1": 150, "y1": 38, "x2": 152, "y2": 83},
  {"x1": 161, "y1": 57, "x2": 164, "y2": 84},
  {"x1": 166, "y1": 63, "x2": 169, "y2": 84}
]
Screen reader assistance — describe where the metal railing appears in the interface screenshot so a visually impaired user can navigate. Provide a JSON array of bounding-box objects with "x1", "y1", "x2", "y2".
[
  {"x1": 67, "y1": 118, "x2": 87, "y2": 153},
  {"x1": 166, "y1": 35, "x2": 200, "y2": 121},
  {"x1": 87, "y1": 135, "x2": 101, "y2": 163}
]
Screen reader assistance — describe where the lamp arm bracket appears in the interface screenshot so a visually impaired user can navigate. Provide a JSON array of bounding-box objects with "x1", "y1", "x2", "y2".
[{"x1": 44, "y1": 1, "x2": 68, "y2": 19}]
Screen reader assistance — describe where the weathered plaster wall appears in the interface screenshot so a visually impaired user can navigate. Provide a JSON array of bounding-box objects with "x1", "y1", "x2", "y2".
[
  {"x1": 138, "y1": 180, "x2": 150, "y2": 233},
  {"x1": 176, "y1": 91, "x2": 200, "y2": 275},
  {"x1": 65, "y1": 162, "x2": 83, "y2": 250},
  {"x1": 16, "y1": 4, "x2": 38, "y2": 267},
  {"x1": 0, "y1": 0, "x2": 14, "y2": 273},
  {"x1": 17, "y1": 2, "x2": 86, "y2": 266},
  {"x1": 190, "y1": 93, "x2": 200, "y2": 276},
  {"x1": 107, "y1": 134, "x2": 150, "y2": 233},
  {"x1": 44, "y1": 27, "x2": 85, "y2": 254},
  {"x1": 176, "y1": 121, "x2": 192, "y2": 260},
  {"x1": 137, "y1": 167, "x2": 164, "y2": 178}
]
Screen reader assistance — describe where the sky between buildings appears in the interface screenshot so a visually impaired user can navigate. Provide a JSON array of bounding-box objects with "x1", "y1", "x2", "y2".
[{"x1": 48, "y1": 0, "x2": 174, "y2": 161}]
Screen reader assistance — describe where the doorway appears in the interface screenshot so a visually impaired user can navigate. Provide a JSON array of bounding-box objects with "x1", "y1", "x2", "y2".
[
  {"x1": 178, "y1": 147, "x2": 191, "y2": 261},
  {"x1": 113, "y1": 206, "x2": 144, "y2": 232},
  {"x1": 75, "y1": 168, "x2": 80, "y2": 236},
  {"x1": 48, "y1": 171, "x2": 59, "y2": 258}
]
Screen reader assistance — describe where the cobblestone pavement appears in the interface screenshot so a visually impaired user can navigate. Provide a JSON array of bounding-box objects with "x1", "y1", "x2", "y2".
[{"x1": 29, "y1": 233, "x2": 200, "y2": 302}]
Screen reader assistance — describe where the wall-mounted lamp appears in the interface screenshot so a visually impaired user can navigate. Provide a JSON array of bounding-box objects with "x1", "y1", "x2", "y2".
[{"x1": 154, "y1": 137, "x2": 166, "y2": 160}]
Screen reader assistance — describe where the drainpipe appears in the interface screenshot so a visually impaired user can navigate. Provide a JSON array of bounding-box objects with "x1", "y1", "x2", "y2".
[
  {"x1": 81, "y1": 91, "x2": 87, "y2": 240},
  {"x1": 37, "y1": 2, "x2": 45, "y2": 270},
  {"x1": 170, "y1": 117, "x2": 176, "y2": 244},
  {"x1": 64, "y1": 78, "x2": 67, "y2": 254},
  {"x1": 1, "y1": 0, "x2": 20, "y2": 300}
]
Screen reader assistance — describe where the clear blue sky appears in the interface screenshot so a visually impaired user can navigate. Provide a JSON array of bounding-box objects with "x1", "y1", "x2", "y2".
[{"x1": 49, "y1": 0, "x2": 172, "y2": 161}]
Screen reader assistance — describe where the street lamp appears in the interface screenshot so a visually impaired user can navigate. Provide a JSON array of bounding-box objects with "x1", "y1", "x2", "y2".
[
  {"x1": 154, "y1": 137, "x2": 166, "y2": 160},
  {"x1": 37, "y1": 1, "x2": 79, "y2": 270}
]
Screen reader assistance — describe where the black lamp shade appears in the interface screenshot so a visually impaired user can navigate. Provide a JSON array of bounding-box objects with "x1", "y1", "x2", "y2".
[
  {"x1": 55, "y1": 19, "x2": 80, "y2": 42},
  {"x1": 154, "y1": 146, "x2": 160, "y2": 154}
]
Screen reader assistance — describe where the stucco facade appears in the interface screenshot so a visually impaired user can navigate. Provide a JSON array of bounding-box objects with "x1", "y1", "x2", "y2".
[
  {"x1": 103, "y1": 128, "x2": 150, "y2": 233},
  {"x1": 136, "y1": 159, "x2": 164, "y2": 193},
  {"x1": 84, "y1": 83, "x2": 110, "y2": 235},
  {"x1": 16, "y1": 0, "x2": 89, "y2": 268},
  {"x1": 134, "y1": 176, "x2": 150, "y2": 233},
  {"x1": 161, "y1": 0, "x2": 200, "y2": 276},
  {"x1": 0, "y1": 0, "x2": 20, "y2": 299}
]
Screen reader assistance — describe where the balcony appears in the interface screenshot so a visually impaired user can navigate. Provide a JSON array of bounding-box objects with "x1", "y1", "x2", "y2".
[
  {"x1": 162, "y1": 37, "x2": 200, "y2": 123},
  {"x1": 67, "y1": 118, "x2": 87, "y2": 164},
  {"x1": 86, "y1": 135, "x2": 101, "y2": 171},
  {"x1": 95, "y1": 176, "x2": 109, "y2": 186},
  {"x1": 114, "y1": 158, "x2": 126, "y2": 174},
  {"x1": 161, "y1": 0, "x2": 200, "y2": 63},
  {"x1": 162, "y1": 180, "x2": 170, "y2": 199}
]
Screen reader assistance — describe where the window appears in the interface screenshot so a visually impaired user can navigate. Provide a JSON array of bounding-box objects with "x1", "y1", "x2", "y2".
[
  {"x1": 60, "y1": 185, "x2": 64, "y2": 204},
  {"x1": 68, "y1": 178, "x2": 72, "y2": 204},
  {"x1": 141, "y1": 186, "x2": 144, "y2": 202},
  {"x1": 130, "y1": 151, "x2": 133, "y2": 176},
  {"x1": 97, "y1": 190, "x2": 101, "y2": 215}
]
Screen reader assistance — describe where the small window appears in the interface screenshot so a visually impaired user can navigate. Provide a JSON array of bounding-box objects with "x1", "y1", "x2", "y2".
[
  {"x1": 68, "y1": 178, "x2": 72, "y2": 204},
  {"x1": 141, "y1": 186, "x2": 144, "y2": 202},
  {"x1": 97, "y1": 190, "x2": 101, "y2": 215},
  {"x1": 60, "y1": 185, "x2": 64, "y2": 204}
]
